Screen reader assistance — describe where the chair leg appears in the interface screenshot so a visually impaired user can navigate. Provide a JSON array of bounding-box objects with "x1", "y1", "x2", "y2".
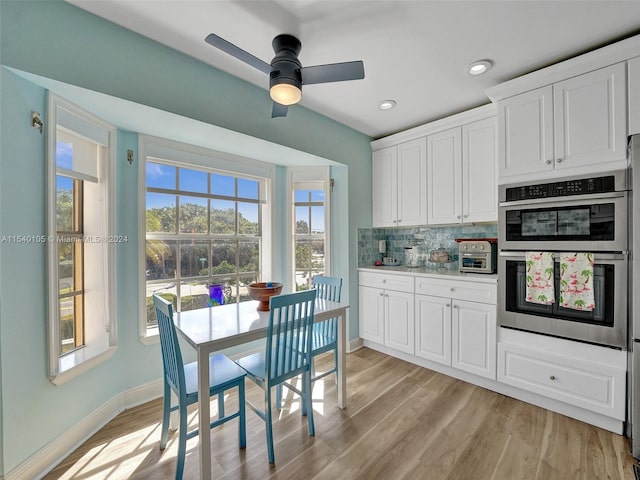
[
  {"x1": 217, "y1": 392, "x2": 225, "y2": 419},
  {"x1": 238, "y1": 383, "x2": 247, "y2": 449},
  {"x1": 160, "y1": 381, "x2": 171, "y2": 450},
  {"x1": 175, "y1": 402, "x2": 188, "y2": 480},
  {"x1": 265, "y1": 387, "x2": 275, "y2": 464},
  {"x1": 275, "y1": 383, "x2": 283, "y2": 409},
  {"x1": 303, "y1": 371, "x2": 315, "y2": 437}
]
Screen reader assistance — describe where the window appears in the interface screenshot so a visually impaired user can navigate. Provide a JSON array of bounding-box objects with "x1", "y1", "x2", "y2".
[
  {"x1": 47, "y1": 94, "x2": 116, "y2": 384},
  {"x1": 140, "y1": 136, "x2": 274, "y2": 337},
  {"x1": 290, "y1": 167, "x2": 331, "y2": 290}
]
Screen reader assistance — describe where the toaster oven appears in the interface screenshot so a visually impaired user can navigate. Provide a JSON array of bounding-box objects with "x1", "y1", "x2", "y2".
[{"x1": 457, "y1": 239, "x2": 497, "y2": 274}]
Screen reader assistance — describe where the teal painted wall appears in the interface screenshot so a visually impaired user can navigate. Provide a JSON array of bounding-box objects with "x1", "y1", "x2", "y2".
[{"x1": 0, "y1": 0, "x2": 372, "y2": 474}]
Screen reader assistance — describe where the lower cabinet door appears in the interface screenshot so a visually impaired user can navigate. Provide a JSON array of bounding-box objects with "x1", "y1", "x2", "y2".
[
  {"x1": 384, "y1": 290, "x2": 415, "y2": 354},
  {"x1": 452, "y1": 300, "x2": 496, "y2": 379},
  {"x1": 415, "y1": 294, "x2": 451, "y2": 365},
  {"x1": 359, "y1": 286, "x2": 385, "y2": 344}
]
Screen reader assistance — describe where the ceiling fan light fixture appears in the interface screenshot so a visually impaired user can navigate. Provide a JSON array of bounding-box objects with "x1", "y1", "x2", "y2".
[
  {"x1": 467, "y1": 59, "x2": 492, "y2": 75},
  {"x1": 269, "y1": 82, "x2": 302, "y2": 106}
]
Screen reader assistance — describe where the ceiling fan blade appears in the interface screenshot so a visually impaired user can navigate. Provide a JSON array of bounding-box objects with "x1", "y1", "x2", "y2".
[
  {"x1": 301, "y1": 60, "x2": 365, "y2": 85},
  {"x1": 205, "y1": 33, "x2": 272, "y2": 75},
  {"x1": 271, "y1": 102, "x2": 289, "y2": 118}
]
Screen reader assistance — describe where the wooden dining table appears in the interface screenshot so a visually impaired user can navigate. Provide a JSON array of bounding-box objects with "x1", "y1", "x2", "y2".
[{"x1": 174, "y1": 297, "x2": 350, "y2": 480}]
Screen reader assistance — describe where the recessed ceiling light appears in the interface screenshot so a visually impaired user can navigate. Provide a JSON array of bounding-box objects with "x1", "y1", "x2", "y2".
[
  {"x1": 379, "y1": 100, "x2": 396, "y2": 110},
  {"x1": 467, "y1": 60, "x2": 493, "y2": 76}
]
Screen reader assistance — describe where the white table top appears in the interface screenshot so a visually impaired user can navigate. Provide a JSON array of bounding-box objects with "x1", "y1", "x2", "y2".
[{"x1": 174, "y1": 298, "x2": 348, "y2": 351}]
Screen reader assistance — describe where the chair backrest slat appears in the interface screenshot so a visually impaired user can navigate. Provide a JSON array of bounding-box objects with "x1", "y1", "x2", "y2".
[
  {"x1": 265, "y1": 290, "x2": 316, "y2": 384},
  {"x1": 311, "y1": 275, "x2": 342, "y2": 338},
  {"x1": 154, "y1": 295, "x2": 186, "y2": 397}
]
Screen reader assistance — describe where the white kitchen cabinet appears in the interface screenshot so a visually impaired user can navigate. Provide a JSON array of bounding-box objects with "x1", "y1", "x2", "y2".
[
  {"x1": 359, "y1": 285, "x2": 385, "y2": 344},
  {"x1": 383, "y1": 290, "x2": 415, "y2": 354},
  {"x1": 427, "y1": 117, "x2": 497, "y2": 224},
  {"x1": 371, "y1": 146, "x2": 397, "y2": 228},
  {"x1": 415, "y1": 294, "x2": 451, "y2": 365},
  {"x1": 498, "y1": 63, "x2": 627, "y2": 180},
  {"x1": 359, "y1": 272, "x2": 415, "y2": 354},
  {"x1": 629, "y1": 56, "x2": 640, "y2": 135},
  {"x1": 498, "y1": 328, "x2": 626, "y2": 420},
  {"x1": 452, "y1": 299, "x2": 496, "y2": 379},
  {"x1": 414, "y1": 276, "x2": 497, "y2": 379},
  {"x1": 371, "y1": 138, "x2": 427, "y2": 228}
]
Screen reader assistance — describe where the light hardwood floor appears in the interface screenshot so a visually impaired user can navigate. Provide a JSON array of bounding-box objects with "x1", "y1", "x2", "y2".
[{"x1": 45, "y1": 347, "x2": 638, "y2": 479}]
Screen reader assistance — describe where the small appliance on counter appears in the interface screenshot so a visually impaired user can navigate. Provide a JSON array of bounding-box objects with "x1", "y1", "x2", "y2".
[
  {"x1": 404, "y1": 239, "x2": 423, "y2": 267},
  {"x1": 456, "y1": 238, "x2": 497, "y2": 274}
]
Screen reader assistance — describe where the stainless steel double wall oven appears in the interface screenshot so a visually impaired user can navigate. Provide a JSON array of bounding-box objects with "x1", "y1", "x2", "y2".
[{"x1": 498, "y1": 170, "x2": 629, "y2": 349}]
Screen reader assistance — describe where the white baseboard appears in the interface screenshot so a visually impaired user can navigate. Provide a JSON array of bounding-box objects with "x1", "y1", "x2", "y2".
[
  {"x1": 5, "y1": 379, "x2": 163, "y2": 480},
  {"x1": 348, "y1": 337, "x2": 364, "y2": 352}
]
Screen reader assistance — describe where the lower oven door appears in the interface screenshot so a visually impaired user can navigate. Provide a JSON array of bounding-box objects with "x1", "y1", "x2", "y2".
[{"x1": 498, "y1": 251, "x2": 627, "y2": 349}]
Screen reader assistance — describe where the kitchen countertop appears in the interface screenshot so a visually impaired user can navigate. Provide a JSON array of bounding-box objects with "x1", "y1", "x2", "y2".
[{"x1": 358, "y1": 265, "x2": 498, "y2": 282}]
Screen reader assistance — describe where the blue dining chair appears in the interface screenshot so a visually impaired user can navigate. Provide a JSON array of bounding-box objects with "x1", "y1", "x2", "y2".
[
  {"x1": 234, "y1": 289, "x2": 317, "y2": 464},
  {"x1": 276, "y1": 275, "x2": 342, "y2": 408},
  {"x1": 309, "y1": 275, "x2": 342, "y2": 384},
  {"x1": 153, "y1": 294, "x2": 247, "y2": 480}
]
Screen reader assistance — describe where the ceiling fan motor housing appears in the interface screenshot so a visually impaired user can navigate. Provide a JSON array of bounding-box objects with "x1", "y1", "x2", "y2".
[{"x1": 270, "y1": 34, "x2": 303, "y2": 89}]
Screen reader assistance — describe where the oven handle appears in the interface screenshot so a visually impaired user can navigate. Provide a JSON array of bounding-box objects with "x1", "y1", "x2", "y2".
[
  {"x1": 499, "y1": 251, "x2": 628, "y2": 261},
  {"x1": 499, "y1": 190, "x2": 627, "y2": 208}
]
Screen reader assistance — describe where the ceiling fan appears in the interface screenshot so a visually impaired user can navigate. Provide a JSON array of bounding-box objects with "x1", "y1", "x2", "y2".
[{"x1": 205, "y1": 33, "x2": 365, "y2": 118}]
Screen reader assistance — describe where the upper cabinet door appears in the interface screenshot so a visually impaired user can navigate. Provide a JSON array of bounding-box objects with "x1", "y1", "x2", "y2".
[
  {"x1": 427, "y1": 127, "x2": 462, "y2": 224},
  {"x1": 553, "y1": 63, "x2": 627, "y2": 169},
  {"x1": 372, "y1": 146, "x2": 398, "y2": 227},
  {"x1": 396, "y1": 138, "x2": 428, "y2": 227},
  {"x1": 498, "y1": 86, "x2": 554, "y2": 178},
  {"x1": 462, "y1": 117, "x2": 498, "y2": 223},
  {"x1": 629, "y1": 56, "x2": 640, "y2": 136}
]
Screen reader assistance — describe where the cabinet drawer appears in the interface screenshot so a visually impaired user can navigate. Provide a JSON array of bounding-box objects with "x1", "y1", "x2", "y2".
[
  {"x1": 359, "y1": 271, "x2": 414, "y2": 292},
  {"x1": 414, "y1": 277, "x2": 496, "y2": 304},
  {"x1": 498, "y1": 342, "x2": 625, "y2": 419}
]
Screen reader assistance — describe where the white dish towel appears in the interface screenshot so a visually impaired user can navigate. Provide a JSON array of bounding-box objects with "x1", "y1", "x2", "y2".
[{"x1": 525, "y1": 252, "x2": 555, "y2": 305}]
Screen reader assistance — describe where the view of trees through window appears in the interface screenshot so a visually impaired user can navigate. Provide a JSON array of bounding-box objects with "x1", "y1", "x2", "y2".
[
  {"x1": 56, "y1": 174, "x2": 84, "y2": 355},
  {"x1": 145, "y1": 161, "x2": 262, "y2": 326},
  {"x1": 294, "y1": 188, "x2": 325, "y2": 290}
]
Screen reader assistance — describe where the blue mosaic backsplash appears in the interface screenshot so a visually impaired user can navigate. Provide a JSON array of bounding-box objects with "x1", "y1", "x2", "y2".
[{"x1": 358, "y1": 224, "x2": 498, "y2": 268}]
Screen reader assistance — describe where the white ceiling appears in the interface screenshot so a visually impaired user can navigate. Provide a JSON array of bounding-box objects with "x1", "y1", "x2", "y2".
[{"x1": 67, "y1": 0, "x2": 640, "y2": 139}]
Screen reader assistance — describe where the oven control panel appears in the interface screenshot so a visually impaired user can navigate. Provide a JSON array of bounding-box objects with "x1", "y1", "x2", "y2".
[{"x1": 504, "y1": 175, "x2": 616, "y2": 202}]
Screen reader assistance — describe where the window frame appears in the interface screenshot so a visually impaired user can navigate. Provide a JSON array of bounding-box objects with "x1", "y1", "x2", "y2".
[
  {"x1": 288, "y1": 166, "x2": 331, "y2": 289},
  {"x1": 139, "y1": 135, "x2": 275, "y2": 342},
  {"x1": 46, "y1": 93, "x2": 117, "y2": 385}
]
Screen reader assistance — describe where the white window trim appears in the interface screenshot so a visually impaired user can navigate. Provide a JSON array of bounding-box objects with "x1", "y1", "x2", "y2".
[
  {"x1": 46, "y1": 93, "x2": 117, "y2": 385},
  {"x1": 138, "y1": 135, "x2": 276, "y2": 343},
  {"x1": 287, "y1": 166, "x2": 332, "y2": 286}
]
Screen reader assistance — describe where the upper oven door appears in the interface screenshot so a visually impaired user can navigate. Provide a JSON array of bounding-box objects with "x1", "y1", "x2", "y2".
[{"x1": 498, "y1": 192, "x2": 628, "y2": 251}]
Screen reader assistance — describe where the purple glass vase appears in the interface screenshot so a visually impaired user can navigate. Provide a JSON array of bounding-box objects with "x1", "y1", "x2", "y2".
[{"x1": 208, "y1": 284, "x2": 225, "y2": 307}]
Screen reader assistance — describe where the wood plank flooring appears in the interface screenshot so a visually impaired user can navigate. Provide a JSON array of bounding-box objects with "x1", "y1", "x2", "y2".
[{"x1": 44, "y1": 348, "x2": 638, "y2": 479}]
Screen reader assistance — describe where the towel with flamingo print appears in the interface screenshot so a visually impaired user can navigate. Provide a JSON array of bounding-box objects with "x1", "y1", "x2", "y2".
[
  {"x1": 525, "y1": 252, "x2": 555, "y2": 305},
  {"x1": 560, "y1": 253, "x2": 595, "y2": 311}
]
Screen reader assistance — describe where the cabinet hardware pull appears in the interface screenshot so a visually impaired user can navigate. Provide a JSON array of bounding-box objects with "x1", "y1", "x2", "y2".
[
  {"x1": 457, "y1": 215, "x2": 461, "y2": 219},
  {"x1": 546, "y1": 159, "x2": 552, "y2": 165},
  {"x1": 446, "y1": 304, "x2": 451, "y2": 307},
  {"x1": 549, "y1": 375, "x2": 556, "y2": 380},
  {"x1": 463, "y1": 214, "x2": 469, "y2": 218},
  {"x1": 453, "y1": 305, "x2": 458, "y2": 309},
  {"x1": 450, "y1": 287, "x2": 455, "y2": 292},
  {"x1": 556, "y1": 158, "x2": 562, "y2": 163}
]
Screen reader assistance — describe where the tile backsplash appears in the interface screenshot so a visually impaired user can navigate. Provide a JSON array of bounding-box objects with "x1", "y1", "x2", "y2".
[{"x1": 358, "y1": 224, "x2": 498, "y2": 268}]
